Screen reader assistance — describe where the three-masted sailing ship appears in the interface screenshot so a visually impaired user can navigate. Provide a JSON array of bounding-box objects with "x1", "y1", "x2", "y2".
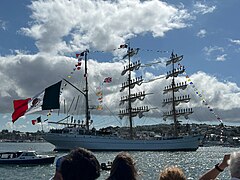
[{"x1": 42, "y1": 46, "x2": 203, "y2": 151}]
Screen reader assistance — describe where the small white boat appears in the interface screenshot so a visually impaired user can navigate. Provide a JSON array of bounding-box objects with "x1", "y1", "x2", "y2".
[
  {"x1": 100, "y1": 161, "x2": 112, "y2": 171},
  {"x1": 0, "y1": 151, "x2": 55, "y2": 165}
]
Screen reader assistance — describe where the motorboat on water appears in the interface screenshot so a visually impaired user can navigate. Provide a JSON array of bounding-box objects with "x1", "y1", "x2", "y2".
[
  {"x1": 0, "y1": 151, "x2": 55, "y2": 165},
  {"x1": 100, "y1": 161, "x2": 112, "y2": 171}
]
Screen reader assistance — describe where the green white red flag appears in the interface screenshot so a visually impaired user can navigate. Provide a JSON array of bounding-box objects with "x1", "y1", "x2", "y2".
[{"x1": 12, "y1": 81, "x2": 62, "y2": 123}]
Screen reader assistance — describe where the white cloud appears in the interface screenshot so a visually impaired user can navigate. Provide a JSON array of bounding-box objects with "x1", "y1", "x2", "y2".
[
  {"x1": 203, "y1": 46, "x2": 224, "y2": 56},
  {"x1": 193, "y1": 2, "x2": 216, "y2": 15},
  {"x1": 0, "y1": 19, "x2": 7, "y2": 31},
  {"x1": 1, "y1": 52, "x2": 240, "y2": 125},
  {"x1": 5, "y1": 122, "x2": 15, "y2": 130},
  {"x1": 216, "y1": 54, "x2": 227, "y2": 61},
  {"x1": 197, "y1": 29, "x2": 207, "y2": 38},
  {"x1": 20, "y1": 0, "x2": 192, "y2": 54},
  {"x1": 1, "y1": 0, "x2": 240, "y2": 128},
  {"x1": 203, "y1": 46, "x2": 228, "y2": 62},
  {"x1": 189, "y1": 72, "x2": 240, "y2": 109},
  {"x1": 186, "y1": 72, "x2": 240, "y2": 122},
  {"x1": 2, "y1": 114, "x2": 8, "y2": 119},
  {"x1": 229, "y1": 39, "x2": 240, "y2": 45}
]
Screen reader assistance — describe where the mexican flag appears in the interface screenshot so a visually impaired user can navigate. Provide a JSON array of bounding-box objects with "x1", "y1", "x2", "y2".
[
  {"x1": 31, "y1": 116, "x2": 42, "y2": 125},
  {"x1": 12, "y1": 81, "x2": 62, "y2": 123}
]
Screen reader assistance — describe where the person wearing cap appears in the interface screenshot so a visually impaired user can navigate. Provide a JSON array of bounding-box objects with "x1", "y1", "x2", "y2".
[{"x1": 52, "y1": 156, "x2": 65, "y2": 180}]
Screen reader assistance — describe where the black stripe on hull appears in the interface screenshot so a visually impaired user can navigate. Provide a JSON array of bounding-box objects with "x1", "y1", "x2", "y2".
[{"x1": 0, "y1": 157, "x2": 55, "y2": 165}]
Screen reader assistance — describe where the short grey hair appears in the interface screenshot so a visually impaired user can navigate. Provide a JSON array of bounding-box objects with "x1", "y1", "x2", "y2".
[{"x1": 229, "y1": 151, "x2": 240, "y2": 178}]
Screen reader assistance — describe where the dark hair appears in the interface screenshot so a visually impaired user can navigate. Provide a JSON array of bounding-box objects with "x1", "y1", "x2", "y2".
[
  {"x1": 107, "y1": 152, "x2": 137, "y2": 180},
  {"x1": 60, "y1": 148, "x2": 100, "y2": 180}
]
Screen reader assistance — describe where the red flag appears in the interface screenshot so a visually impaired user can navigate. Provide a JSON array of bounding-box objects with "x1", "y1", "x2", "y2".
[
  {"x1": 12, "y1": 98, "x2": 31, "y2": 123},
  {"x1": 32, "y1": 120, "x2": 37, "y2": 125},
  {"x1": 103, "y1": 77, "x2": 112, "y2": 83}
]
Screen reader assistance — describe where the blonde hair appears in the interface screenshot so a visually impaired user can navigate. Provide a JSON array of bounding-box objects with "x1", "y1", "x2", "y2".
[{"x1": 159, "y1": 166, "x2": 186, "y2": 180}]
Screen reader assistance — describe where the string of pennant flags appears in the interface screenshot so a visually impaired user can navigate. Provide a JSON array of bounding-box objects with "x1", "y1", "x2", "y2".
[
  {"x1": 37, "y1": 46, "x2": 175, "y2": 118},
  {"x1": 95, "y1": 77, "x2": 113, "y2": 111},
  {"x1": 53, "y1": 45, "x2": 223, "y2": 123},
  {"x1": 61, "y1": 51, "x2": 114, "y2": 113},
  {"x1": 67, "y1": 53, "x2": 84, "y2": 79},
  {"x1": 31, "y1": 44, "x2": 223, "y2": 125},
  {"x1": 9, "y1": 44, "x2": 176, "y2": 124},
  {"x1": 63, "y1": 50, "x2": 115, "y2": 112},
  {"x1": 178, "y1": 62, "x2": 223, "y2": 123},
  {"x1": 32, "y1": 52, "x2": 85, "y2": 121},
  {"x1": 82, "y1": 43, "x2": 169, "y2": 55},
  {"x1": 65, "y1": 44, "x2": 168, "y2": 81},
  {"x1": 96, "y1": 86, "x2": 103, "y2": 110}
]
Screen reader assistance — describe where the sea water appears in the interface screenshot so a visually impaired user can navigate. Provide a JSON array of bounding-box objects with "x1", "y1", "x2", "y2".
[{"x1": 0, "y1": 142, "x2": 237, "y2": 180}]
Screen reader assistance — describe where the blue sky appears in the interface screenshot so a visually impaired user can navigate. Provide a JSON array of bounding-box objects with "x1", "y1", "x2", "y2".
[{"x1": 0, "y1": 0, "x2": 240, "y2": 132}]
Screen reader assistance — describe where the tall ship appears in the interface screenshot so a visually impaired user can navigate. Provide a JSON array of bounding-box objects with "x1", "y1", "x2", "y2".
[{"x1": 42, "y1": 45, "x2": 203, "y2": 151}]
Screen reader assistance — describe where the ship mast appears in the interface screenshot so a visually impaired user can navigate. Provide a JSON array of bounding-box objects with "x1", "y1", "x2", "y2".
[
  {"x1": 171, "y1": 55, "x2": 178, "y2": 136},
  {"x1": 55, "y1": 49, "x2": 92, "y2": 131},
  {"x1": 163, "y1": 52, "x2": 193, "y2": 136},
  {"x1": 119, "y1": 44, "x2": 149, "y2": 139},
  {"x1": 63, "y1": 49, "x2": 91, "y2": 131},
  {"x1": 127, "y1": 45, "x2": 133, "y2": 138},
  {"x1": 83, "y1": 49, "x2": 90, "y2": 132}
]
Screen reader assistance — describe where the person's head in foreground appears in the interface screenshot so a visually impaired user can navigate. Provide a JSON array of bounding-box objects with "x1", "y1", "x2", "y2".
[
  {"x1": 159, "y1": 166, "x2": 186, "y2": 180},
  {"x1": 52, "y1": 155, "x2": 65, "y2": 180},
  {"x1": 107, "y1": 151, "x2": 137, "y2": 180},
  {"x1": 60, "y1": 147, "x2": 100, "y2": 180},
  {"x1": 229, "y1": 151, "x2": 240, "y2": 179}
]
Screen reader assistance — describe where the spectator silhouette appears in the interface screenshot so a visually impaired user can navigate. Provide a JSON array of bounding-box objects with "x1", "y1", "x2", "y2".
[
  {"x1": 159, "y1": 166, "x2": 186, "y2": 180},
  {"x1": 106, "y1": 151, "x2": 137, "y2": 180},
  {"x1": 60, "y1": 147, "x2": 100, "y2": 180},
  {"x1": 52, "y1": 155, "x2": 65, "y2": 180}
]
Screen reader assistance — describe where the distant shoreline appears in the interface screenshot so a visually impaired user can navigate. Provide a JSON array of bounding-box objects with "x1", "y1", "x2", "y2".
[{"x1": 0, "y1": 140, "x2": 46, "y2": 143}]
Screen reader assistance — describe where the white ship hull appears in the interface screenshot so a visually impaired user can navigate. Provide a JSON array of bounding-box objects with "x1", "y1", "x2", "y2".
[{"x1": 43, "y1": 133, "x2": 203, "y2": 151}]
